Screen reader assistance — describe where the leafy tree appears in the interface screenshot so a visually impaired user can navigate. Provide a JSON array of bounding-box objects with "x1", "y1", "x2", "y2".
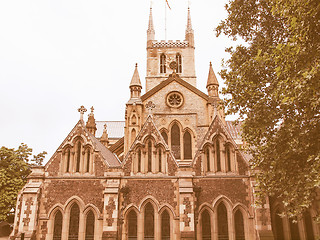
[
  {"x1": 216, "y1": 0, "x2": 320, "y2": 218},
  {"x1": 0, "y1": 144, "x2": 46, "y2": 222}
]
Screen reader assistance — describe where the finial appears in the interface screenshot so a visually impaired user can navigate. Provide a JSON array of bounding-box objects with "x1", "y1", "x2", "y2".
[
  {"x1": 89, "y1": 106, "x2": 94, "y2": 116},
  {"x1": 145, "y1": 101, "x2": 156, "y2": 115},
  {"x1": 135, "y1": 63, "x2": 138, "y2": 68},
  {"x1": 104, "y1": 124, "x2": 107, "y2": 131},
  {"x1": 210, "y1": 61, "x2": 212, "y2": 67},
  {"x1": 78, "y1": 105, "x2": 87, "y2": 121}
]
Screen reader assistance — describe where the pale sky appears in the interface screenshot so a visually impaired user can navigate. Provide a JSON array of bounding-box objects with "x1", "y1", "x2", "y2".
[{"x1": 0, "y1": 0, "x2": 236, "y2": 162}]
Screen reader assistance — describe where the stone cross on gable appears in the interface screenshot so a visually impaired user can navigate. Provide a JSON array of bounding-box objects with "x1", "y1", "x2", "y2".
[
  {"x1": 145, "y1": 101, "x2": 155, "y2": 115},
  {"x1": 78, "y1": 105, "x2": 87, "y2": 121}
]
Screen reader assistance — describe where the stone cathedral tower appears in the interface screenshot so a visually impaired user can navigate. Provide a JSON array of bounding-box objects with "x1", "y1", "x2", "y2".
[{"x1": 10, "y1": 6, "x2": 320, "y2": 240}]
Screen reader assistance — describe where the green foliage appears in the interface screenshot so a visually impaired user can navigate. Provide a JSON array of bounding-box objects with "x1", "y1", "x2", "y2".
[
  {"x1": 0, "y1": 144, "x2": 46, "y2": 222},
  {"x1": 217, "y1": 0, "x2": 320, "y2": 218}
]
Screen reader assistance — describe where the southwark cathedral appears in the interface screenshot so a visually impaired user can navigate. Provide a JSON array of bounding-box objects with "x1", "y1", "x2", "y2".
[{"x1": 11, "y1": 7, "x2": 319, "y2": 240}]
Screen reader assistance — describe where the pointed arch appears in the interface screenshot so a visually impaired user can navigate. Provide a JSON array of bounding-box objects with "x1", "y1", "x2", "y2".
[
  {"x1": 53, "y1": 210, "x2": 63, "y2": 240},
  {"x1": 161, "y1": 209, "x2": 170, "y2": 240},
  {"x1": 85, "y1": 210, "x2": 95, "y2": 240},
  {"x1": 138, "y1": 148, "x2": 142, "y2": 173},
  {"x1": 183, "y1": 130, "x2": 192, "y2": 159},
  {"x1": 127, "y1": 209, "x2": 138, "y2": 239},
  {"x1": 201, "y1": 209, "x2": 212, "y2": 240},
  {"x1": 148, "y1": 140, "x2": 152, "y2": 172},
  {"x1": 75, "y1": 140, "x2": 81, "y2": 172},
  {"x1": 215, "y1": 138, "x2": 221, "y2": 172},
  {"x1": 131, "y1": 128, "x2": 136, "y2": 144},
  {"x1": 217, "y1": 202, "x2": 229, "y2": 240},
  {"x1": 144, "y1": 202, "x2": 155, "y2": 239},
  {"x1": 171, "y1": 123, "x2": 180, "y2": 159},
  {"x1": 68, "y1": 203, "x2": 80, "y2": 240},
  {"x1": 234, "y1": 209, "x2": 245, "y2": 240},
  {"x1": 161, "y1": 131, "x2": 168, "y2": 145}
]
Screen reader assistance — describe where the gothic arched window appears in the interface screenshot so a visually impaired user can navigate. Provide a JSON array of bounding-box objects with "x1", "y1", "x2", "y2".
[
  {"x1": 235, "y1": 210, "x2": 245, "y2": 240},
  {"x1": 303, "y1": 211, "x2": 314, "y2": 240},
  {"x1": 201, "y1": 210, "x2": 211, "y2": 240},
  {"x1": 160, "y1": 54, "x2": 166, "y2": 73},
  {"x1": 159, "y1": 149, "x2": 162, "y2": 173},
  {"x1": 161, "y1": 131, "x2": 168, "y2": 145},
  {"x1": 76, "y1": 141, "x2": 81, "y2": 172},
  {"x1": 53, "y1": 210, "x2": 63, "y2": 240},
  {"x1": 86, "y1": 149, "x2": 90, "y2": 173},
  {"x1": 216, "y1": 139, "x2": 221, "y2": 172},
  {"x1": 66, "y1": 149, "x2": 71, "y2": 173},
  {"x1": 68, "y1": 203, "x2": 80, "y2": 240},
  {"x1": 161, "y1": 210, "x2": 170, "y2": 240},
  {"x1": 217, "y1": 203, "x2": 228, "y2": 240},
  {"x1": 183, "y1": 131, "x2": 192, "y2": 159},
  {"x1": 274, "y1": 208, "x2": 284, "y2": 240},
  {"x1": 131, "y1": 129, "x2": 136, "y2": 144},
  {"x1": 128, "y1": 210, "x2": 137, "y2": 239},
  {"x1": 138, "y1": 149, "x2": 141, "y2": 173},
  {"x1": 176, "y1": 53, "x2": 182, "y2": 73},
  {"x1": 226, "y1": 145, "x2": 231, "y2": 172},
  {"x1": 85, "y1": 211, "x2": 95, "y2": 240},
  {"x1": 148, "y1": 141, "x2": 152, "y2": 172},
  {"x1": 205, "y1": 147, "x2": 210, "y2": 172},
  {"x1": 171, "y1": 124, "x2": 180, "y2": 159},
  {"x1": 144, "y1": 203, "x2": 154, "y2": 239}
]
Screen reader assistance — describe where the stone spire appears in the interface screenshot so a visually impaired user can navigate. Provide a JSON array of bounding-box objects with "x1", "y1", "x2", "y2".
[
  {"x1": 206, "y1": 62, "x2": 219, "y2": 97},
  {"x1": 86, "y1": 106, "x2": 97, "y2": 135},
  {"x1": 129, "y1": 63, "x2": 142, "y2": 101},
  {"x1": 147, "y1": 6, "x2": 155, "y2": 43},
  {"x1": 100, "y1": 124, "x2": 109, "y2": 147},
  {"x1": 185, "y1": 7, "x2": 194, "y2": 47}
]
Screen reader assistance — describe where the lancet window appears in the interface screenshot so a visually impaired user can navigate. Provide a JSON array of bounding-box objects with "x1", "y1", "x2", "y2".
[
  {"x1": 160, "y1": 54, "x2": 166, "y2": 73},
  {"x1": 217, "y1": 203, "x2": 228, "y2": 240},
  {"x1": 235, "y1": 210, "x2": 245, "y2": 240},
  {"x1": 127, "y1": 210, "x2": 137, "y2": 239},
  {"x1": 183, "y1": 131, "x2": 192, "y2": 159},
  {"x1": 85, "y1": 211, "x2": 95, "y2": 240},
  {"x1": 161, "y1": 210, "x2": 170, "y2": 240},
  {"x1": 201, "y1": 210, "x2": 211, "y2": 240},
  {"x1": 171, "y1": 124, "x2": 181, "y2": 159},
  {"x1": 68, "y1": 203, "x2": 80, "y2": 240},
  {"x1": 144, "y1": 203, "x2": 155, "y2": 239},
  {"x1": 62, "y1": 139, "x2": 93, "y2": 175},
  {"x1": 53, "y1": 211, "x2": 63, "y2": 240}
]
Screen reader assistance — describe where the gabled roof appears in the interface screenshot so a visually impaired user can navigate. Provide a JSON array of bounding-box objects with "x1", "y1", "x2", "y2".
[
  {"x1": 122, "y1": 114, "x2": 178, "y2": 168},
  {"x1": 141, "y1": 72, "x2": 209, "y2": 101},
  {"x1": 46, "y1": 120, "x2": 121, "y2": 169}
]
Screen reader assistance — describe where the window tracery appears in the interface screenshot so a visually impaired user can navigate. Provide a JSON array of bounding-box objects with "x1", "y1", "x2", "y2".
[{"x1": 160, "y1": 54, "x2": 166, "y2": 73}]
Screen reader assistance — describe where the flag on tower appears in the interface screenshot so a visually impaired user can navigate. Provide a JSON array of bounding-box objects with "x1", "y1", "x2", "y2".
[{"x1": 165, "y1": 0, "x2": 171, "y2": 10}]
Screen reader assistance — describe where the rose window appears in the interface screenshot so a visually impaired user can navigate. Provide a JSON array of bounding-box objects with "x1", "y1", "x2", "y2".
[{"x1": 166, "y1": 92, "x2": 183, "y2": 108}]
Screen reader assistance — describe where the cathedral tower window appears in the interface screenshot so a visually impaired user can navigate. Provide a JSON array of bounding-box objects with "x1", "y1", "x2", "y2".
[
  {"x1": 160, "y1": 54, "x2": 166, "y2": 73},
  {"x1": 144, "y1": 203, "x2": 155, "y2": 239},
  {"x1": 216, "y1": 139, "x2": 221, "y2": 172},
  {"x1": 66, "y1": 149, "x2": 71, "y2": 173},
  {"x1": 148, "y1": 141, "x2": 152, "y2": 172},
  {"x1": 303, "y1": 211, "x2": 315, "y2": 240},
  {"x1": 85, "y1": 211, "x2": 95, "y2": 240},
  {"x1": 158, "y1": 149, "x2": 162, "y2": 173},
  {"x1": 201, "y1": 210, "x2": 211, "y2": 240},
  {"x1": 176, "y1": 53, "x2": 182, "y2": 73},
  {"x1": 217, "y1": 203, "x2": 228, "y2": 240},
  {"x1": 161, "y1": 210, "x2": 170, "y2": 240},
  {"x1": 76, "y1": 141, "x2": 81, "y2": 173},
  {"x1": 235, "y1": 210, "x2": 245, "y2": 240},
  {"x1": 226, "y1": 145, "x2": 231, "y2": 172},
  {"x1": 183, "y1": 131, "x2": 192, "y2": 159},
  {"x1": 205, "y1": 147, "x2": 210, "y2": 172},
  {"x1": 138, "y1": 149, "x2": 141, "y2": 173},
  {"x1": 171, "y1": 124, "x2": 181, "y2": 159},
  {"x1": 127, "y1": 210, "x2": 137, "y2": 239},
  {"x1": 68, "y1": 203, "x2": 80, "y2": 240},
  {"x1": 53, "y1": 210, "x2": 63, "y2": 240}
]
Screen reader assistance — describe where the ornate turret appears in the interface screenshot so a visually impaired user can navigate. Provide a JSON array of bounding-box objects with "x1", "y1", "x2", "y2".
[
  {"x1": 86, "y1": 106, "x2": 97, "y2": 135},
  {"x1": 128, "y1": 63, "x2": 142, "y2": 103},
  {"x1": 147, "y1": 7, "x2": 155, "y2": 44},
  {"x1": 100, "y1": 124, "x2": 109, "y2": 147},
  {"x1": 185, "y1": 7, "x2": 194, "y2": 47},
  {"x1": 206, "y1": 62, "x2": 219, "y2": 97}
]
